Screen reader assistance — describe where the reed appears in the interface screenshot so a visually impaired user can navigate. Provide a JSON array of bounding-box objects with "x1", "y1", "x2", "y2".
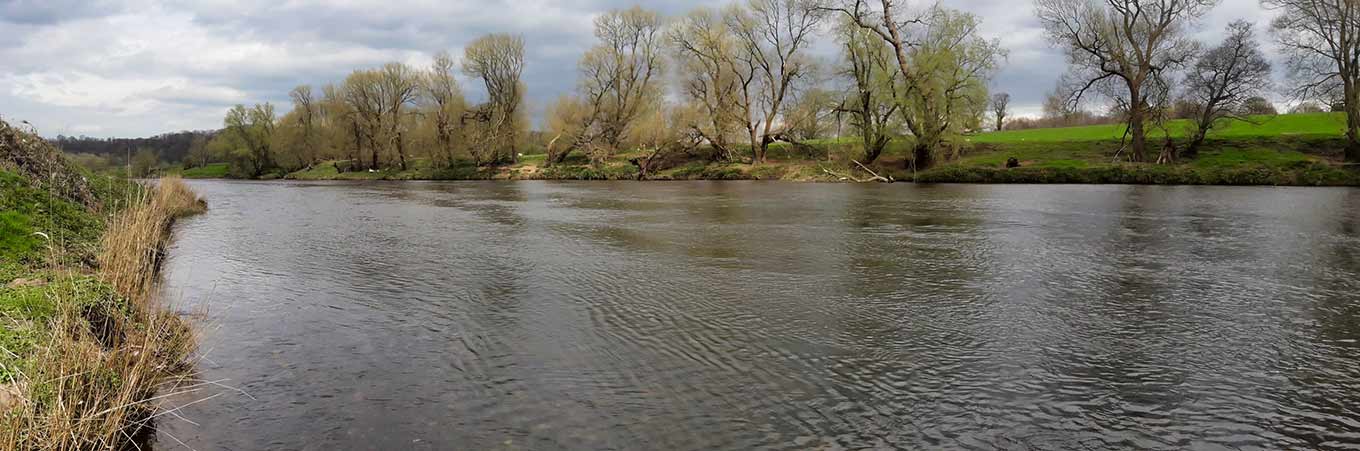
[{"x1": 2, "y1": 177, "x2": 205, "y2": 450}]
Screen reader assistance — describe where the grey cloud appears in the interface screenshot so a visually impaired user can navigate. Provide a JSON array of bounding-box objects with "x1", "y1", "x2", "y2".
[
  {"x1": 0, "y1": 0, "x2": 124, "y2": 25},
  {"x1": 0, "y1": 0, "x2": 1277, "y2": 137}
]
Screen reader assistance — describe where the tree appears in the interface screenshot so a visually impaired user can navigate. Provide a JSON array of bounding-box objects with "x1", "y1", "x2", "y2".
[
  {"x1": 836, "y1": 17, "x2": 902, "y2": 163},
  {"x1": 131, "y1": 148, "x2": 159, "y2": 177},
  {"x1": 463, "y1": 33, "x2": 526, "y2": 165},
  {"x1": 781, "y1": 87, "x2": 837, "y2": 141},
  {"x1": 823, "y1": 1, "x2": 1003, "y2": 170},
  {"x1": 422, "y1": 51, "x2": 466, "y2": 167},
  {"x1": 1265, "y1": 0, "x2": 1360, "y2": 161},
  {"x1": 288, "y1": 85, "x2": 320, "y2": 166},
  {"x1": 669, "y1": 7, "x2": 746, "y2": 162},
  {"x1": 223, "y1": 103, "x2": 276, "y2": 177},
  {"x1": 991, "y1": 92, "x2": 1011, "y2": 131},
  {"x1": 1241, "y1": 96, "x2": 1278, "y2": 115},
  {"x1": 1181, "y1": 20, "x2": 1272, "y2": 156},
  {"x1": 549, "y1": 7, "x2": 665, "y2": 165},
  {"x1": 377, "y1": 62, "x2": 420, "y2": 171},
  {"x1": 341, "y1": 69, "x2": 384, "y2": 170},
  {"x1": 1036, "y1": 0, "x2": 1217, "y2": 162},
  {"x1": 727, "y1": 0, "x2": 826, "y2": 164}
]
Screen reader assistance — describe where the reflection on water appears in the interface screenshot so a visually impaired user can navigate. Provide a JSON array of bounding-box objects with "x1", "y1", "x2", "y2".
[{"x1": 158, "y1": 181, "x2": 1360, "y2": 450}]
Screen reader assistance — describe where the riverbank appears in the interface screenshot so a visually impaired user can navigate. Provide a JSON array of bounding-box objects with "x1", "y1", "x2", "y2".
[
  {"x1": 173, "y1": 112, "x2": 1360, "y2": 186},
  {"x1": 0, "y1": 118, "x2": 205, "y2": 449},
  {"x1": 276, "y1": 138, "x2": 1360, "y2": 186}
]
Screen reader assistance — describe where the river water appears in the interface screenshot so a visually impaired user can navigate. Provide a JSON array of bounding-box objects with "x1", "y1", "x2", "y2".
[{"x1": 157, "y1": 180, "x2": 1360, "y2": 450}]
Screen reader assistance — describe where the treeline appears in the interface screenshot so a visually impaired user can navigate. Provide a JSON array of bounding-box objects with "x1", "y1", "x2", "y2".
[
  {"x1": 208, "y1": 0, "x2": 1008, "y2": 177},
  {"x1": 204, "y1": 0, "x2": 1360, "y2": 177},
  {"x1": 52, "y1": 131, "x2": 215, "y2": 168}
]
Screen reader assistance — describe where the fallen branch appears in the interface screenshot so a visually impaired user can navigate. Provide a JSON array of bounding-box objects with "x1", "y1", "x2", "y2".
[{"x1": 852, "y1": 160, "x2": 894, "y2": 183}]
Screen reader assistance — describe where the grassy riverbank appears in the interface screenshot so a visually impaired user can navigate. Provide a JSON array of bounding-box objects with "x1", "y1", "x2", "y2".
[
  {"x1": 0, "y1": 119, "x2": 205, "y2": 448},
  {"x1": 181, "y1": 112, "x2": 1359, "y2": 185}
]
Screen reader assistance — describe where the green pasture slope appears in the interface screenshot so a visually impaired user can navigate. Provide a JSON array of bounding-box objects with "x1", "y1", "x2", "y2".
[{"x1": 924, "y1": 112, "x2": 1359, "y2": 185}]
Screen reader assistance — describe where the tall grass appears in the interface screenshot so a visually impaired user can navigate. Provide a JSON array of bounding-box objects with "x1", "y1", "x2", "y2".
[{"x1": 1, "y1": 177, "x2": 206, "y2": 450}]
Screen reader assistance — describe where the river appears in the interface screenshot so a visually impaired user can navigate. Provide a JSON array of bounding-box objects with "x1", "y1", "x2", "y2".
[{"x1": 157, "y1": 180, "x2": 1360, "y2": 450}]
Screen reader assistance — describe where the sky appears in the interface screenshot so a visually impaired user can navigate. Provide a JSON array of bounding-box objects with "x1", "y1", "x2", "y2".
[{"x1": 0, "y1": 0, "x2": 1278, "y2": 138}]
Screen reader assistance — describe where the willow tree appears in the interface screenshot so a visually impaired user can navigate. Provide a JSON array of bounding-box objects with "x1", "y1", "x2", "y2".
[
  {"x1": 287, "y1": 85, "x2": 319, "y2": 166},
  {"x1": 899, "y1": 8, "x2": 1001, "y2": 168},
  {"x1": 836, "y1": 17, "x2": 902, "y2": 164},
  {"x1": 548, "y1": 7, "x2": 665, "y2": 165},
  {"x1": 1265, "y1": 0, "x2": 1360, "y2": 161},
  {"x1": 727, "y1": 0, "x2": 826, "y2": 164},
  {"x1": 223, "y1": 103, "x2": 276, "y2": 177},
  {"x1": 422, "y1": 51, "x2": 466, "y2": 167},
  {"x1": 463, "y1": 33, "x2": 526, "y2": 165},
  {"x1": 377, "y1": 62, "x2": 420, "y2": 170},
  {"x1": 321, "y1": 83, "x2": 365, "y2": 170},
  {"x1": 1036, "y1": 0, "x2": 1217, "y2": 163},
  {"x1": 341, "y1": 69, "x2": 385, "y2": 170},
  {"x1": 824, "y1": 1, "x2": 1002, "y2": 170},
  {"x1": 669, "y1": 7, "x2": 747, "y2": 161}
]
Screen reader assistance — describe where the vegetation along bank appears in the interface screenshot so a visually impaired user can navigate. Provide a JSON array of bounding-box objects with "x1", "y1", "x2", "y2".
[
  {"x1": 0, "y1": 118, "x2": 206, "y2": 449},
  {"x1": 62, "y1": 0, "x2": 1360, "y2": 186}
]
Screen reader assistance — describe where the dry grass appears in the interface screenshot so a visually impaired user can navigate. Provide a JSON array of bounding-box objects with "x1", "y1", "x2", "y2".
[{"x1": 1, "y1": 177, "x2": 206, "y2": 450}]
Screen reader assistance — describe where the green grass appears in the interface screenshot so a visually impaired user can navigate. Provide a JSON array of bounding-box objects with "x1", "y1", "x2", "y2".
[
  {"x1": 0, "y1": 168, "x2": 130, "y2": 383},
  {"x1": 0, "y1": 273, "x2": 125, "y2": 381},
  {"x1": 0, "y1": 170, "x2": 107, "y2": 264},
  {"x1": 178, "y1": 163, "x2": 229, "y2": 179},
  {"x1": 971, "y1": 112, "x2": 1347, "y2": 144}
]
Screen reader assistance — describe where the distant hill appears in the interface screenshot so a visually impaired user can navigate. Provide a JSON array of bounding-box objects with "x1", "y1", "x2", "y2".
[{"x1": 51, "y1": 130, "x2": 219, "y2": 163}]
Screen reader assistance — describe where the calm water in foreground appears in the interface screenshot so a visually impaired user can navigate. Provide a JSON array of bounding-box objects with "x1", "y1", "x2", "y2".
[{"x1": 157, "y1": 180, "x2": 1360, "y2": 450}]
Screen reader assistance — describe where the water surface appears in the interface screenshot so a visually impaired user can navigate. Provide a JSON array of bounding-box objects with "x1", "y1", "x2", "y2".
[{"x1": 159, "y1": 181, "x2": 1360, "y2": 450}]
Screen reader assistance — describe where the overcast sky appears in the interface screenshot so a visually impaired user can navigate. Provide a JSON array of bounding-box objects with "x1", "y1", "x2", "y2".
[{"x1": 0, "y1": 0, "x2": 1277, "y2": 138}]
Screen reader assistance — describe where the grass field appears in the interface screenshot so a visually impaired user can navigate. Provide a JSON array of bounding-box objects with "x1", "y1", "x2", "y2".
[{"x1": 970, "y1": 112, "x2": 1347, "y2": 144}]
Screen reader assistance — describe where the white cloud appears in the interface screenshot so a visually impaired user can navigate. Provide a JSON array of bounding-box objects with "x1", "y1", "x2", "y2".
[{"x1": 0, "y1": 0, "x2": 1280, "y2": 137}]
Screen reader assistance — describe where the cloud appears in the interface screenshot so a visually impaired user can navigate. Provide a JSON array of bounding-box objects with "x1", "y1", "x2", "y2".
[{"x1": 0, "y1": 0, "x2": 1277, "y2": 137}]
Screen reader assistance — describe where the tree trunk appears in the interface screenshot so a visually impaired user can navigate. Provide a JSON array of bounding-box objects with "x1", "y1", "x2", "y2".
[
  {"x1": 1346, "y1": 81, "x2": 1360, "y2": 163},
  {"x1": 1124, "y1": 81, "x2": 1148, "y2": 162},
  {"x1": 910, "y1": 144, "x2": 933, "y2": 171},
  {"x1": 371, "y1": 142, "x2": 380, "y2": 171},
  {"x1": 396, "y1": 131, "x2": 408, "y2": 171},
  {"x1": 748, "y1": 129, "x2": 761, "y2": 165},
  {"x1": 862, "y1": 134, "x2": 886, "y2": 164},
  {"x1": 1128, "y1": 105, "x2": 1147, "y2": 163},
  {"x1": 1185, "y1": 129, "x2": 1206, "y2": 160}
]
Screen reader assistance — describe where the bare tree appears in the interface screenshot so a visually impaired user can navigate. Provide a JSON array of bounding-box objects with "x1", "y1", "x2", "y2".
[
  {"x1": 463, "y1": 33, "x2": 526, "y2": 165},
  {"x1": 1265, "y1": 0, "x2": 1360, "y2": 161},
  {"x1": 990, "y1": 92, "x2": 1011, "y2": 131},
  {"x1": 1036, "y1": 0, "x2": 1217, "y2": 162},
  {"x1": 1182, "y1": 20, "x2": 1272, "y2": 156},
  {"x1": 727, "y1": 0, "x2": 826, "y2": 164},
  {"x1": 423, "y1": 51, "x2": 466, "y2": 167}
]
